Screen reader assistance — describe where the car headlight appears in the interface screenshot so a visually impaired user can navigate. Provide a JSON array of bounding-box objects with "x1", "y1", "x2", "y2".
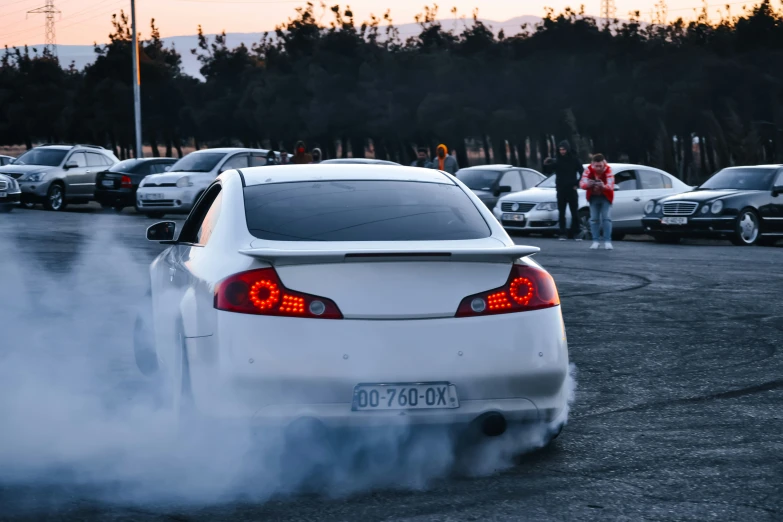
[
  {"x1": 536, "y1": 202, "x2": 557, "y2": 211},
  {"x1": 176, "y1": 176, "x2": 193, "y2": 188},
  {"x1": 710, "y1": 200, "x2": 723, "y2": 214},
  {"x1": 644, "y1": 200, "x2": 655, "y2": 214},
  {"x1": 24, "y1": 172, "x2": 46, "y2": 182}
]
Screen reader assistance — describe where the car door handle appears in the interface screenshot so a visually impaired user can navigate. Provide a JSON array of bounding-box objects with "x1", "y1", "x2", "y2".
[{"x1": 633, "y1": 197, "x2": 641, "y2": 201}]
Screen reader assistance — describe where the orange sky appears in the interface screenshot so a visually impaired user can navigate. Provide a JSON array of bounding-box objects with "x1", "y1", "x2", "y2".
[{"x1": 0, "y1": 0, "x2": 757, "y2": 48}]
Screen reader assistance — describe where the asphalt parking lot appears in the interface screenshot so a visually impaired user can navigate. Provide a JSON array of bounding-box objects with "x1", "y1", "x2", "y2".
[{"x1": 0, "y1": 205, "x2": 781, "y2": 521}]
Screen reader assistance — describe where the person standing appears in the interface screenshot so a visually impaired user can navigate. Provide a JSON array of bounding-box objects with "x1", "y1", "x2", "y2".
[
  {"x1": 311, "y1": 147, "x2": 322, "y2": 163},
  {"x1": 292, "y1": 141, "x2": 312, "y2": 164},
  {"x1": 431, "y1": 144, "x2": 458, "y2": 175},
  {"x1": 547, "y1": 140, "x2": 584, "y2": 240},
  {"x1": 411, "y1": 147, "x2": 432, "y2": 168},
  {"x1": 580, "y1": 154, "x2": 615, "y2": 250}
]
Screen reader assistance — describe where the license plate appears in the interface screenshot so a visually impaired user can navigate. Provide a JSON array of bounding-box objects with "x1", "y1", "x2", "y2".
[
  {"x1": 502, "y1": 213, "x2": 526, "y2": 222},
  {"x1": 352, "y1": 382, "x2": 459, "y2": 411},
  {"x1": 143, "y1": 193, "x2": 164, "y2": 200},
  {"x1": 101, "y1": 179, "x2": 115, "y2": 187},
  {"x1": 662, "y1": 217, "x2": 688, "y2": 225},
  {"x1": 0, "y1": 192, "x2": 6, "y2": 198}
]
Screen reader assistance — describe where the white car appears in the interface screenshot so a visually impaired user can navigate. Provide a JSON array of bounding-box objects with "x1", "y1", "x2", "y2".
[
  {"x1": 136, "y1": 148, "x2": 275, "y2": 218},
  {"x1": 135, "y1": 164, "x2": 569, "y2": 445},
  {"x1": 493, "y1": 163, "x2": 691, "y2": 239}
]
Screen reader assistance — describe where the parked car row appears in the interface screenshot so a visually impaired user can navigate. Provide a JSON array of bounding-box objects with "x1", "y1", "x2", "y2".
[
  {"x1": 0, "y1": 144, "x2": 287, "y2": 216},
  {"x1": 454, "y1": 162, "x2": 782, "y2": 246}
]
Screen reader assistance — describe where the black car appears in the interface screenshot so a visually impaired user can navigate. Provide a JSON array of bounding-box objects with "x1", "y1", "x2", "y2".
[
  {"x1": 642, "y1": 165, "x2": 783, "y2": 246},
  {"x1": 94, "y1": 158, "x2": 177, "y2": 211}
]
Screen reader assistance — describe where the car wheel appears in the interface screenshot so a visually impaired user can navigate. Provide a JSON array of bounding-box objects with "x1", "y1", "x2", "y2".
[
  {"x1": 730, "y1": 209, "x2": 760, "y2": 246},
  {"x1": 653, "y1": 234, "x2": 681, "y2": 244},
  {"x1": 43, "y1": 183, "x2": 67, "y2": 211},
  {"x1": 577, "y1": 209, "x2": 591, "y2": 240}
]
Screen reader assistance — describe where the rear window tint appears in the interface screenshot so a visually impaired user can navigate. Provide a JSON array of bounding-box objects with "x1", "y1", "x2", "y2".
[{"x1": 243, "y1": 180, "x2": 490, "y2": 241}]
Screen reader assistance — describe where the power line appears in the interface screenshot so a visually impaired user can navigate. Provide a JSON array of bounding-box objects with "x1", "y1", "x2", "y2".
[
  {"x1": 601, "y1": 0, "x2": 618, "y2": 21},
  {"x1": 26, "y1": 0, "x2": 61, "y2": 56}
]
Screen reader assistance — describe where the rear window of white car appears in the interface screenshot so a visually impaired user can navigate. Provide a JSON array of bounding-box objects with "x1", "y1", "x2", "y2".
[{"x1": 243, "y1": 180, "x2": 491, "y2": 241}]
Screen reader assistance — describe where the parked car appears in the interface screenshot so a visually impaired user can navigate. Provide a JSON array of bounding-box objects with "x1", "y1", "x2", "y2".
[
  {"x1": 137, "y1": 164, "x2": 568, "y2": 446},
  {"x1": 493, "y1": 163, "x2": 691, "y2": 240},
  {"x1": 642, "y1": 165, "x2": 783, "y2": 246},
  {"x1": 0, "y1": 173, "x2": 21, "y2": 212},
  {"x1": 0, "y1": 155, "x2": 15, "y2": 166},
  {"x1": 456, "y1": 165, "x2": 546, "y2": 209},
  {"x1": 94, "y1": 157, "x2": 178, "y2": 212},
  {"x1": 0, "y1": 144, "x2": 119, "y2": 211},
  {"x1": 136, "y1": 148, "x2": 272, "y2": 218},
  {"x1": 320, "y1": 158, "x2": 401, "y2": 165}
]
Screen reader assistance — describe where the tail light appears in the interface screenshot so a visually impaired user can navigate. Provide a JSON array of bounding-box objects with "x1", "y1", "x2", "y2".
[
  {"x1": 121, "y1": 175, "x2": 132, "y2": 189},
  {"x1": 456, "y1": 263, "x2": 560, "y2": 317},
  {"x1": 214, "y1": 268, "x2": 343, "y2": 319}
]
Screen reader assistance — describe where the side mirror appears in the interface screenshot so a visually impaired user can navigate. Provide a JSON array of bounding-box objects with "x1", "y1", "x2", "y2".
[
  {"x1": 146, "y1": 221, "x2": 177, "y2": 243},
  {"x1": 614, "y1": 185, "x2": 621, "y2": 191},
  {"x1": 495, "y1": 185, "x2": 512, "y2": 196},
  {"x1": 64, "y1": 160, "x2": 78, "y2": 170},
  {"x1": 164, "y1": 166, "x2": 172, "y2": 172},
  {"x1": 773, "y1": 185, "x2": 783, "y2": 196}
]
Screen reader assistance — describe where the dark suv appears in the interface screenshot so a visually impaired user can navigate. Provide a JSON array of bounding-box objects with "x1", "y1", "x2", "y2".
[{"x1": 0, "y1": 144, "x2": 119, "y2": 211}]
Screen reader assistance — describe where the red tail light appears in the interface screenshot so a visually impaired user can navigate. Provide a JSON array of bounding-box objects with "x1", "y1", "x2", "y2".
[
  {"x1": 456, "y1": 264, "x2": 560, "y2": 317},
  {"x1": 214, "y1": 268, "x2": 343, "y2": 319},
  {"x1": 121, "y1": 175, "x2": 132, "y2": 189}
]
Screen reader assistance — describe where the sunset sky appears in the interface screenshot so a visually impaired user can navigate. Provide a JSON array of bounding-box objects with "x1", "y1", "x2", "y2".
[{"x1": 0, "y1": 0, "x2": 758, "y2": 48}]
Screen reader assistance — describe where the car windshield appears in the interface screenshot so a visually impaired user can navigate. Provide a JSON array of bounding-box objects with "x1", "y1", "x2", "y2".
[
  {"x1": 169, "y1": 152, "x2": 225, "y2": 173},
  {"x1": 108, "y1": 159, "x2": 142, "y2": 172},
  {"x1": 243, "y1": 180, "x2": 491, "y2": 241},
  {"x1": 699, "y1": 168, "x2": 777, "y2": 191},
  {"x1": 537, "y1": 175, "x2": 557, "y2": 188},
  {"x1": 456, "y1": 169, "x2": 501, "y2": 190},
  {"x1": 13, "y1": 149, "x2": 68, "y2": 167}
]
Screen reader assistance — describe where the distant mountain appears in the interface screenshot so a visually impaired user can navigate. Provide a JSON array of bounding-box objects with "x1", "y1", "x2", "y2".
[{"x1": 26, "y1": 16, "x2": 544, "y2": 79}]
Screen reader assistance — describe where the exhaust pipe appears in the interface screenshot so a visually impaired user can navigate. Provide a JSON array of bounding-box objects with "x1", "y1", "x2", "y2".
[{"x1": 480, "y1": 412, "x2": 507, "y2": 437}]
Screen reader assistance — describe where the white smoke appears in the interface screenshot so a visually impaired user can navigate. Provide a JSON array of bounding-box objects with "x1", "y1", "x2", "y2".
[{"x1": 0, "y1": 226, "x2": 577, "y2": 509}]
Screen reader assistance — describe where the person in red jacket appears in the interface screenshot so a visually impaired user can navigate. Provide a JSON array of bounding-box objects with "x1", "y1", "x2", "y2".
[{"x1": 580, "y1": 154, "x2": 615, "y2": 250}]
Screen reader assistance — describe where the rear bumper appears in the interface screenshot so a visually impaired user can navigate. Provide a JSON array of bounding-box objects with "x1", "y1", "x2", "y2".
[
  {"x1": 183, "y1": 307, "x2": 570, "y2": 427},
  {"x1": 642, "y1": 216, "x2": 736, "y2": 237},
  {"x1": 95, "y1": 187, "x2": 135, "y2": 207}
]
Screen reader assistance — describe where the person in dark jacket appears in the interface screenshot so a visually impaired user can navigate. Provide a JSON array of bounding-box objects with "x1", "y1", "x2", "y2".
[
  {"x1": 548, "y1": 140, "x2": 584, "y2": 240},
  {"x1": 411, "y1": 147, "x2": 432, "y2": 168}
]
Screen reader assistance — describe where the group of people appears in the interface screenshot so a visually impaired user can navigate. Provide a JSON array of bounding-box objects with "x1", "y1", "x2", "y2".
[
  {"x1": 545, "y1": 140, "x2": 615, "y2": 250},
  {"x1": 411, "y1": 144, "x2": 460, "y2": 174},
  {"x1": 265, "y1": 141, "x2": 323, "y2": 166}
]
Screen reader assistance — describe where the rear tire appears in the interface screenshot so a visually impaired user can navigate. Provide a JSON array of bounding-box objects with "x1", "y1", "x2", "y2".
[
  {"x1": 43, "y1": 183, "x2": 67, "y2": 211},
  {"x1": 653, "y1": 234, "x2": 681, "y2": 244}
]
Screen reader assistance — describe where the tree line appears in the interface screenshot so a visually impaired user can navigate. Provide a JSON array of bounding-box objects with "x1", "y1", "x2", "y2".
[{"x1": 1, "y1": 1, "x2": 782, "y2": 184}]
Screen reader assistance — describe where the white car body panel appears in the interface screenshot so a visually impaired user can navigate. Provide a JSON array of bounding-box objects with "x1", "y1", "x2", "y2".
[{"x1": 146, "y1": 165, "x2": 570, "y2": 428}]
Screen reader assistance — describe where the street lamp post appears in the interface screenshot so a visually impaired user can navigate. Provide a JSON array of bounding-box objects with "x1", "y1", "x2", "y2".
[{"x1": 131, "y1": 0, "x2": 142, "y2": 158}]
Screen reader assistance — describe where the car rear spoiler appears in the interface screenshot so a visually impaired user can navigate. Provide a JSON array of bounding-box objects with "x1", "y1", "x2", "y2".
[{"x1": 239, "y1": 245, "x2": 539, "y2": 265}]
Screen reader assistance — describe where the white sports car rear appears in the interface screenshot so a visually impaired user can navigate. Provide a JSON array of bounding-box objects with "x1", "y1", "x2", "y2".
[{"x1": 136, "y1": 165, "x2": 569, "y2": 444}]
